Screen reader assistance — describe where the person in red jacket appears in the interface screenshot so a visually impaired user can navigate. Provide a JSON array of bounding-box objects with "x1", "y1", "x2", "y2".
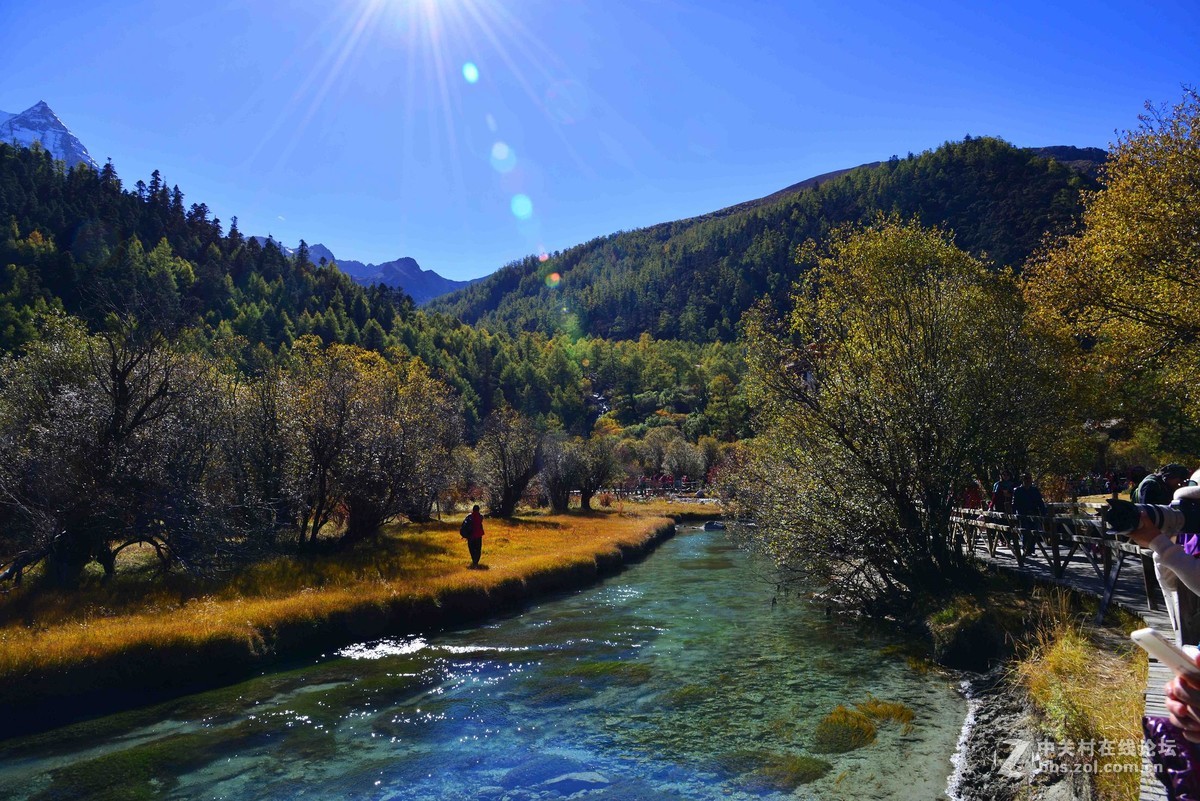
[{"x1": 466, "y1": 504, "x2": 485, "y2": 567}]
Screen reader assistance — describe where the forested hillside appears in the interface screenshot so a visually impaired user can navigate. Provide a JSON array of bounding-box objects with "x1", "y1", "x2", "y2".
[
  {"x1": 430, "y1": 138, "x2": 1102, "y2": 341},
  {"x1": 0, "y1": 142, "x2": 753, "y2": 587},
  {"x1": 0, "y1": 143, "x2": 747, "y2": 438}
]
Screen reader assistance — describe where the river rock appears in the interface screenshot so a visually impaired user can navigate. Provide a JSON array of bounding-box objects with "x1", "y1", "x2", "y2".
[
  {"x1": 586, "y1": 780, "x2": 688, "y2": 801},
  {"x1": 540, "y1": 771, "x2": 610, "y2": 794},
  {"x1": 500, "y1": 755, "x2": 587, "y2": 790}
]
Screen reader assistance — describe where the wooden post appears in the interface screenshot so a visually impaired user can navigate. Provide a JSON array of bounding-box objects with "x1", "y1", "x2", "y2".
[
  {"x1": 1010, "y1": 517, "x2": 1025, "y2": 568},
  {"x1": 1047, "y1": 516, "x2": 1061, "y2": 574},
  {"x1": 1178, "y1": 588, "x2": 1200, "y2": 645},
  {"x1": 1141, "y1": 552, "x2": 1162, "y2": 612},
  {"x1": 1094, "y1": 549, "x2": 1125, "y2": 625}
]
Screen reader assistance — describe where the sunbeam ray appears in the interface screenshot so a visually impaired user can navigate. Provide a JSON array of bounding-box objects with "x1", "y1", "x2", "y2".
[{"x1": 267, "y1": 0, "x2": 386, "y2": 178}]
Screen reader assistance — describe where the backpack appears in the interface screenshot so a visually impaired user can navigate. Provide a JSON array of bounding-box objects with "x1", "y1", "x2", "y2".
[{"x1": 459, "y1": 515, "x2": 472, "y2": 538}]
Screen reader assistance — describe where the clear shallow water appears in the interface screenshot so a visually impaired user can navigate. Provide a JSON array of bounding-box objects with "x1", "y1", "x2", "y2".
[{"x1": 0, "y1": 529, "x2": 967, "y2": 801}]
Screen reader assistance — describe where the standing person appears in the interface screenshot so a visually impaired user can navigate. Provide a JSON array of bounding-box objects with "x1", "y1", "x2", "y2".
[
  {"x1": 1135, "y1": 465, "x2": 1195, "y2": 629},
  {"x1": 466, "y1": 504, "x2": 485, "y2": 567},
  {"x1": 990, "y1": 471, "x2": 1015, "y2": 513},
  {"x1": 958, "y1": 479, "x2": 984, "y2": 510},
  {"x1": 1013, "y1": 472, "x2": 1048, "y2": 556}
]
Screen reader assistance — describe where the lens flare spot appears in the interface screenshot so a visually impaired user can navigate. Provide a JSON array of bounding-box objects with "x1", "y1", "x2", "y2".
[
  {"x1": 511, "y1": 194, "x2": 533, "y2": 220},
  {"x1": 545, "y1": 272, "x2": 561, "y2": 287},
  {"x1": 490, "y1": 141, "x2": 516, "y2": 173},
  {"x1": 538, "y1": 252, "x2": 550, "y2": 262},
  {"x1": 462, "y1": 62, "x2": 480, "y2": 84},
  {"x1": 486, "y1": 114, "x2": 498, "y2": 132}
]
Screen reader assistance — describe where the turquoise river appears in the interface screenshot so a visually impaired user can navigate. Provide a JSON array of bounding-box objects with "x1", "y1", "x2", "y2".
[{"x1": 0, "y1": 527, "x2": 969, "y2": 800}]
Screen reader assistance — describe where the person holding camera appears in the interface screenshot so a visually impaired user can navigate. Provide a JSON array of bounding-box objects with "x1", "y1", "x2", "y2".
[
  {"x1": 1108, "y1": 493, "x2": 1200, "y2": 798},
  {"x1": 1124, "y1": 470, "x2": 1199, "y2": 630},
  {"x1": 1138, "y1": 463, "x2": 1192, "y2": 505},
  {"x1": 1127, "y1": 499, "x2": 1200, "y2": 588}
]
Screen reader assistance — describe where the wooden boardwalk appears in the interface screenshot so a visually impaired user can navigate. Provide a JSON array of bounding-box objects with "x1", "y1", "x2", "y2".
[{"x1": 963, "y1": 510, "x2": 1171, "y2": 801}]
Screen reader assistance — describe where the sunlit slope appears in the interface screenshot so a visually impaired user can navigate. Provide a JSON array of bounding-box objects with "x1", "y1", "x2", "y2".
[{"x1": 430, "y1": 139, "x2": 1102, "y2": 342}]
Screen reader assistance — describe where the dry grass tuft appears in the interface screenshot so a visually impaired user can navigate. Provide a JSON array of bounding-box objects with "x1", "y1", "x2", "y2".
[
  {"x1": 617, "y1": 497, "x2": 722, "y2": 519},
  {"x1": 1013, "y1": 597, "x2": 1148, "y2": 801},
  {"x1": 856, "y1": 694, "x2": 916, "y2": 734},
  {"x1": 717, "y1": 749, "x2": 832, "y2": 790},
  {"x1": 811, "y1": 704, "x2": 877, "y2": 753}
]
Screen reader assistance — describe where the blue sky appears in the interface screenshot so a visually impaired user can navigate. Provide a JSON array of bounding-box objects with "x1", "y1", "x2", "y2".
[{"x1": 2, "y1": 0, "x2": 1196, "y2": 279}]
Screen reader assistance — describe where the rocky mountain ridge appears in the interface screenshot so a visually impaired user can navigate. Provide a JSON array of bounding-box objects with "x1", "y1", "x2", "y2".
[
  {"x1": 250, "y1": 236, "x2": 471, "y2": 305},
  {"x1": 0, "y1": 101, "x2": 97, "y2": 170}
]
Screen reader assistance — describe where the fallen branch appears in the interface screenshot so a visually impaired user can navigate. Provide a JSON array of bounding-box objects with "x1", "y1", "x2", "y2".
[{"x1": 0, "y1": 546, "x2": 50, "y2": 587}]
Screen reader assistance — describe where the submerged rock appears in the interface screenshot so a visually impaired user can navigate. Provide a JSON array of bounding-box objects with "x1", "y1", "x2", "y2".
[
  {"x1": 540, "y1": 771, "x2": 610, "y2": 794},
  {"x1": 500, "y1": 755, "x2": 586, "y2": 789}
]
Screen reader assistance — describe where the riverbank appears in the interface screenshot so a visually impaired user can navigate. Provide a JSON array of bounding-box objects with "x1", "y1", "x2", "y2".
[
  {"x1": 0, "y1": 511, "x2": 677, "y2": 739},
  {"x1": 952, "y1": 668, "x2": 1084, "y2": 801},
  {"x1": 941, "y1": 581, "x2": 1148, "y2": 801}
]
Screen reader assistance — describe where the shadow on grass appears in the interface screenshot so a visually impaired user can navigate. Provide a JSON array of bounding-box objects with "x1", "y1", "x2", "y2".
[
  {"x1": 0, "y1": 529, "x2": 463, "y2": 628},
  {"x1": 491, "y1": 517, "x2": 565, "y2": 530}
]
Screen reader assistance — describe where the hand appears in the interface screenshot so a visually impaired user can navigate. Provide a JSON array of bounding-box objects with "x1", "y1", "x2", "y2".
[
  {"x1": 1128, "y1": 511, "x2": 1162, "y2": 548},
  {"x1": 1165, "y1": 654, "x2": 1200, "y2": 742}
]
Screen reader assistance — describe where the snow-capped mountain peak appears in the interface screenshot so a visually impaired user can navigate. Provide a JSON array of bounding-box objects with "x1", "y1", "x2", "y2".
[{"x1": 0, "y1": 101, "x2": 98, "y2": 170}]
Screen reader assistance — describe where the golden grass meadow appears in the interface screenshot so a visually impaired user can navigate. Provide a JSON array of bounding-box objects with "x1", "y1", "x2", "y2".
[{"x1": 0, "y1": 507, "x2": 686, "y2": 709}]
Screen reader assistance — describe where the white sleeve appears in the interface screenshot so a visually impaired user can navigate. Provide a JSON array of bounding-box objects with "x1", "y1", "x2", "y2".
[
  {"x1": 1154, "y1": 549, "x2": 1181, "y2": 591},
  {"x1": 1150, "y1": 534, "x2": 1200, "y2": 595}
]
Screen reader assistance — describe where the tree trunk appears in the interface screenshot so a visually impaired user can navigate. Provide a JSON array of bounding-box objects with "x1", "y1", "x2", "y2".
[
  {"x1": 46, "y1": 533, "x2": 90, "y2": 589},
  {"x1": 98, "y1": 548, "x2": 117, "y2": 583},
  {"x1": 548, "y1": 488, "x2": 571, "y2": 514}
]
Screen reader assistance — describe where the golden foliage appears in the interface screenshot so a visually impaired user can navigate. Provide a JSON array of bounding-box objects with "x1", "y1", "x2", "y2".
[
  {"x1": 1024, "y1": 90, "x2": 1200, "y2": 425},
  {"x1": 856, "y1": 694, "x2": 916, "y2": 734}
]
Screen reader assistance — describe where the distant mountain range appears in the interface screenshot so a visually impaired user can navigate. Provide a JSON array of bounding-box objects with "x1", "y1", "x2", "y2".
[
  {"x1": 250, "y1": 236, "x2": 471, "y2": 305},
  {"x1": 0, "y1": 101, "x2": 1109, "y2": 329},
  {"x1": 0, "y1": 101, "x2": 97, "y2": 170}
]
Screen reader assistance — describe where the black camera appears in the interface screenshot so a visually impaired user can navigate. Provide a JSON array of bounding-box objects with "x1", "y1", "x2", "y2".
[{"x1": 1104, "y1": 496, "x2": 1200, "y2": 538}]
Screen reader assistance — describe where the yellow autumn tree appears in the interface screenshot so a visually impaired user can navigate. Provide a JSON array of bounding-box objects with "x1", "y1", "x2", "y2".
[
  {"x1": 733, "y1": 217, "x2": 1072, "y2": 607},
  {"x1": 1024, "y1": 89, "x2": 1200, "y2": 449}
]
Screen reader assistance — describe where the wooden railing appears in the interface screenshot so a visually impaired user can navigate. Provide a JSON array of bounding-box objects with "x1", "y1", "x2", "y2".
[{"x1": 951, "y1": 502, "x2": 1200, "y2": 641}]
